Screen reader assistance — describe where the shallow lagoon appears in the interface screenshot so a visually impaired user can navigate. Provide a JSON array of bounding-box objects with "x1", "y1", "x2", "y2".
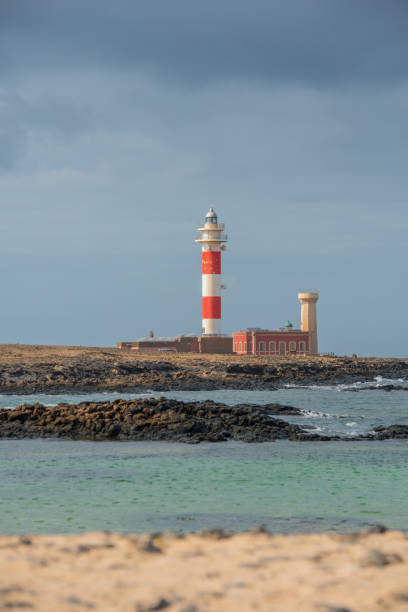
[
  {"x1": 2, "y1": 438, "x2": 408, "y2": 534},
  {"x1": 1, "y1": 382, "x2": 407, "y2": 534}
]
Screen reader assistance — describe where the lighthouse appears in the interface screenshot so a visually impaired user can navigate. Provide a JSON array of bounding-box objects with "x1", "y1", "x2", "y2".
[{"x1": 195, "y1": 207, "x2": 227, "y2": 336}]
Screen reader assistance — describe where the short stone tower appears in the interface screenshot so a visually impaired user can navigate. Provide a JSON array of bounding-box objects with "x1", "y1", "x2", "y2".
[{"x1": 298, "y1": 292, "x2": 319, "y2": 355}]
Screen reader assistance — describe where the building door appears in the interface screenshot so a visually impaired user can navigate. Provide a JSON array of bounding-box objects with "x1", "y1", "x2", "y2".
[{"x1": 279, "y1": 342, "x2": 286, "y2": 355}]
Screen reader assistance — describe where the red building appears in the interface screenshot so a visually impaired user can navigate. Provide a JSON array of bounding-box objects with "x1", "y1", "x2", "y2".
[
  {"x1": 233, "y1": 323, "x2": 310, "y2": 356},
  {"x1": 117, "y1": 335, "x2": 233, "y2": 354},
  {"x1": 117, "y1": 336, "x2": 199, "y2": 353}
]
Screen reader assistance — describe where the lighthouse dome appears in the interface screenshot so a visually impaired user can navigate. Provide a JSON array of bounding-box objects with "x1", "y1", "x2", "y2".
[{"x1": 205, "y1": 207, "x2": 217, "y2": 223}]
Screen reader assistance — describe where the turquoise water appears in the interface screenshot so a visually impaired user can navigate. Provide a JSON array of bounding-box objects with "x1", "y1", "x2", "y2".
[{"x1": 1, "y1": 383, "x2": 408, "y2": 534}]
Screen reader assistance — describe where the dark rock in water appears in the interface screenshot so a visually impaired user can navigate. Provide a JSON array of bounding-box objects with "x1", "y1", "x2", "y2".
[
  {"x1": 2, "y1": 398, "x2": 408, "y2": 444},
  {"x1": 0, "y1": 399, "x2": 308, "y2": 443},
  {"x1": 345, "y1": 384, "x2": 408, "y2": 392},
  {"x1": 289, "y1": 432, "x2": 338, "y2": 442},
  {"x1": 371, "y1": 424, "x2": 408, "y2": 439},
  {"x1": 364, "y1": 524, "x2": 388, "y2": 534},
  {"x1": 236, "y1": 403, "x2": 301, "y2": 415}
]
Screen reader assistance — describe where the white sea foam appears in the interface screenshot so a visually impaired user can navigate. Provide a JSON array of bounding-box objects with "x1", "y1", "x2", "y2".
[
  {"x1": 373, "y1": 376, "x2": 407, "y2": 386},
  {"x1": 284, "y1": 383, "x2": 340, "y2": 391},
  {"x1": 301, "y1": 409, "x2": 331, "y2": 418},
  {"x1": 284, "y1": 377, "x2": 408, "y2": 393}
]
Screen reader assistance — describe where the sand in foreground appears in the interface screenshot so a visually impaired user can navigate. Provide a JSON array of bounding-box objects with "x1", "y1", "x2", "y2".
[{"x1": 3, "y1": 530, "x2": 408, "y2": 611}]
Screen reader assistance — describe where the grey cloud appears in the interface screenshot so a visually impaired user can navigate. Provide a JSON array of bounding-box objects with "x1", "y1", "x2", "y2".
[
  {"x1": 1, "y1": 1, "x2": 408, "y2": 354},
  {"x1": 0, "y1": 91, "x2": 94, "y2": 133},
  {"x1": 0, "y1": 88, "x2": 97, "y2": 171},
  {"x1": 0, "y1": 0, "x2": 407, "y2": 87},
  {"x1": 0, "y1": 125, "x2": 25, "y2": 170},
  {"x1": 0, "y1": 72, "x2": 406, "y2": 254}
]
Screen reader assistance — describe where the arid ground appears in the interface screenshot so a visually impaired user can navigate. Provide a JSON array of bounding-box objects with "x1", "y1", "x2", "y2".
[{"x1": 0, "y1": 344, "x2": 407, "y2": 393}]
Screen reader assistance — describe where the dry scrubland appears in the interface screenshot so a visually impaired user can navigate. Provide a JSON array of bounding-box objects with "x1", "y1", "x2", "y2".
[
  {"x1": 3, "y1": 529, "x2": 408, "y2": 611},
  {"x1": 0, "y1": 343, "x2": 406, "y2": 367},
  {"x1": 0, "y1": 344, "x2": 407, "y2": 392}
]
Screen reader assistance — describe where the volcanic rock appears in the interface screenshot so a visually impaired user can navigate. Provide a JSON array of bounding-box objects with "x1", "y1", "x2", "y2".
[{"x1": 0, "y1": 399, "x2": 305, "y2": 443}]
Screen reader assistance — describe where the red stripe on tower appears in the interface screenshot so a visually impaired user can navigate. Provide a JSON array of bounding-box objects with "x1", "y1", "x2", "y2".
[
  {"x1": 202, "y1": 251, "x2": 221, "y2": 274},
  {"x1": 202, "y1": 296, "x2": 221, "y2": 319}
]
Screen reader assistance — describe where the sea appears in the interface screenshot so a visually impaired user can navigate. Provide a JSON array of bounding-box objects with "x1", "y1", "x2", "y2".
[{"x1": 1, "y1": 377, "x2": 408, "y2": 535}]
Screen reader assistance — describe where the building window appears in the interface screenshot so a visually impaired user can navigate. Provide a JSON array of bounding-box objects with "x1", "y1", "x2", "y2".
[
  {"x1": 234, "y1": 343, "x2": 237, "y2": 353},
  {"x1": 244, "y1": 342, "x2": 247, "y2": 352},
  {"x1": 239, "y1": 342, "x2": 242, "y2": 352},
  {"x1": 279, "y1": 342, "x2": 286, "y2": 356},
  {"x1": 289, "y1": 341, "x2": 296, "y2": 353},
  {"x1": 247, "y1": 342, "x2": 252, "y2": 353},
  {"x1": 299, "y1": 341, "x2": 306, "y2": 354},
  {"x1": 259, "y1": 341, "x2": 266, "y2": 353},
  {"x1": 269, "y1": 341, "x2": 276, "y2": 354}
]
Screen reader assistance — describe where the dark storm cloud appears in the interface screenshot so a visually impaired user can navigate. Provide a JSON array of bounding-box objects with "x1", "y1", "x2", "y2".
[
  {"x1": 1, "y1": 0, "x2": 407, "y2": 87},
  {"x1": 1, "y1": 0, "x2": 408, "y2": 355},
  {"x1": 0, "y1": 90, "x2": 95, "y2": 172}
]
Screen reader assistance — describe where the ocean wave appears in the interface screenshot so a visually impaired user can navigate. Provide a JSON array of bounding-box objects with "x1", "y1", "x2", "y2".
[
  {"x1": 284, "y1": 378, "x2": 408, "y2": 392},
  {"x1": 300, "y1": 409, "x2": 332, "y2": 418},
  {"x1": 284, "y1": 382, "x2": 366, "y2": 392},
  {"x1": 374, "y1": 376, "x2": 405, "y2": 383}
]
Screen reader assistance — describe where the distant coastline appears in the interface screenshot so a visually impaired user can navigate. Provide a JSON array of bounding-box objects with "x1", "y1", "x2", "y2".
[{"x1": 0, "y1": 344, "x2": 407, "y2": 394}]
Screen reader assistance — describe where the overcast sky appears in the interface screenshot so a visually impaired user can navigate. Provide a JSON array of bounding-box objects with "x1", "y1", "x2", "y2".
[{"x1": 1, "y1": 0, "x2": 408, "y2": 355}]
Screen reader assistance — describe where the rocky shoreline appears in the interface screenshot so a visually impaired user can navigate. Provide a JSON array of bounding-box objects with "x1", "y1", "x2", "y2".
[
  {"x1": 0, "y1": 399, "x2": 308, "y2": 443},
  {"x1": 1, "y1": 398, "x2": 407, "y2": 443},
  {"x1": 0, "y1": 345, "x2": 408, "y2": 393}
]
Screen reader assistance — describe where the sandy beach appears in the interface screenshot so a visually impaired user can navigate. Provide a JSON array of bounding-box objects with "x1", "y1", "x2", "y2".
[{"x1": 2, "y1": 529, "x2": 408, "y2": 611}]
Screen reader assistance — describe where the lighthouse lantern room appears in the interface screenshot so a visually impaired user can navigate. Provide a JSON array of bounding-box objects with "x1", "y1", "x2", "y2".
[{"x1": 195, "y1": 207, "x2": 227, "y2": 336}]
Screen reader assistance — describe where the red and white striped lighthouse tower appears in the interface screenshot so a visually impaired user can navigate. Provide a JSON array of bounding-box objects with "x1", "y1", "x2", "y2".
[{"x1": 195, "y1": 207, "x2": 227, "y2": 336}]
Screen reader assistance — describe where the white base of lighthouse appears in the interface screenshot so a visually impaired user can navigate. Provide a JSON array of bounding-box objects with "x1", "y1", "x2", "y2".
[{"x1": 202, "y1": 319, "x2": 222, "y2": 335}]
